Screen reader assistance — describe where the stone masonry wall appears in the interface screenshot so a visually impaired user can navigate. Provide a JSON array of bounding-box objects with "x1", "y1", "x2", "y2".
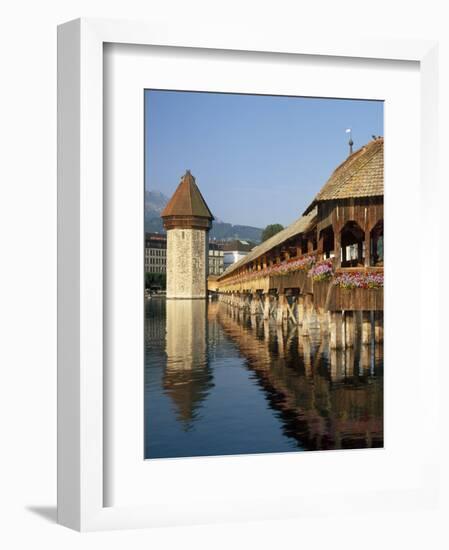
[{"x1": 166, "y1": 228, "x2": 208, "y2": 298}]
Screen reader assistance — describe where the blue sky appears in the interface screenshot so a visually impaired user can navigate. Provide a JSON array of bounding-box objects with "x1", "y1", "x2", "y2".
[{"x1": 145, "y1": 90, "x2": 383, "y2": 228}]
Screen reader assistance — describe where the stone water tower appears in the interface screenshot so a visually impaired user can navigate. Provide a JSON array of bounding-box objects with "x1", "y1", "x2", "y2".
[{"x1": 161, "y1": 170, "x2": 214, "y2": 299}]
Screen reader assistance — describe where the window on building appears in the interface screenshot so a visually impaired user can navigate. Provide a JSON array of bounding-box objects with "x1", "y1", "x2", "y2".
[
  {"x1": 370, "y1": 220, "x2": 384, "y2": 266},
  {"x1": 340, "y1": 221, "x2": 365, "y2": 268},
  {"x1": 320, "y1": 226, "x2": 335, "y2": 259}
]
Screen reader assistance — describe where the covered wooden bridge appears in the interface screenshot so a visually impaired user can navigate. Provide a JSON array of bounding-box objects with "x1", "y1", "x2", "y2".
[{"x1": 213, "y1": 137, "x2": 384, "y2": 349}]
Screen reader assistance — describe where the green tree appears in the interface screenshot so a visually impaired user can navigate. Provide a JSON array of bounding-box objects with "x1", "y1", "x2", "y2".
[
  {"x1": 261, "y1": 223, "x2": 284, "y2": 242},
  {"x1": 145, "y1": 272, "x2": 166, "y2": 290}
]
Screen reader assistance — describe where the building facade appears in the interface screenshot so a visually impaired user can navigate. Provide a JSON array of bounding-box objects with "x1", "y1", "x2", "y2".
[
  {"x1": 208, "y1": 242, "x2": 225, "y2": 276},
  {"x1": 222, "y1": 240, "x2": 255, "y2": 270},
  {"x1": 144, "y1": 233, "x2": 167, "y2": 274}
]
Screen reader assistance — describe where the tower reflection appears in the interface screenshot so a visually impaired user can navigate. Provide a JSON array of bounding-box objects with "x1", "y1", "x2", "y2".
[
  {"x1": 163, "y1": 300, "x2": 213, "y2": 427},
  {"x1": 145, "y1": 298, "x2": 383, "y2": 458}
]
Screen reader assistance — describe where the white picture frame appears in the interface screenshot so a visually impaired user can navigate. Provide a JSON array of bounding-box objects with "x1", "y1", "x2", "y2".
[{"x1": 57, "y1": 17, "x2": 441, "y2": 531}]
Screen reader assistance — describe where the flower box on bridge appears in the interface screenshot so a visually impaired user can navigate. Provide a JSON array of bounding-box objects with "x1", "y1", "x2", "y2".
[
  {"x1": 325, "y1": 285, "x2": 383, "y2": 312},
  {"x1": 268, "y1": 270, "x2": 312, "y2": 294},
  {"x1": 312, "y1": 279, "x2": 333, "y2": 310}
]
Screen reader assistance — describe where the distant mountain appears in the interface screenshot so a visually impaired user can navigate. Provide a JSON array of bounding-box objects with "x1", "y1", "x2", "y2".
[
  {"x1": 145, "y1": 190, "x2": 167, "y2": 216},
  {"x1": 145, "y1": 190, "x2": 262, "y2": 243},
  {"x1": 209, "y1": 222, "x2": 262, "y2": 242}
]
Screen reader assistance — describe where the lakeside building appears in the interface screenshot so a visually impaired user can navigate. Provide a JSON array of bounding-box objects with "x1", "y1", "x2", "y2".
[
  {"x1": 222, "y1": 239, "x2": 255, "y2": 270},
  {"x1": 208, "y1": 242, "x2": 225, "y2": 276},
  {"x1": 145, "y1": 233, "x2": 167, "y2": 274}
]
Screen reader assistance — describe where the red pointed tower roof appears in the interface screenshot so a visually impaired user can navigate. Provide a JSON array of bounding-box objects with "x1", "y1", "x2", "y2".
[{"x1": 161, "y1": 171, "x2": 214, "y2": 231}]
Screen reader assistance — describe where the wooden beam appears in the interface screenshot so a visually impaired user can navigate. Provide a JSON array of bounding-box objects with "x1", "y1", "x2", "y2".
[
  {"x1": 334, "y1": 224, "x2": 342, "y2": 268},
  {"x1": 362, "y1": 311, "x2": 372, "y2": 344},
  {"x1": 286, "y1": 297, "x2": 298, "y2": 324},
  {"x1": 330, "y1": 311, "x2": 343, "y2": 349}
]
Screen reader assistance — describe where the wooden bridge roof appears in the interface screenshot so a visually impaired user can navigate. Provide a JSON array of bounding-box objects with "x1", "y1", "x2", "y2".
[
  {"x1": 304, "y1": 137, "x2": 383, "y2": 213},
  {"x1": 217, "y1": 207, "x2": 317, "y2": 280},
  {"x1": 161, "y1": 170, "x2": 214, "y2": 220},
  {"x1": 217, "y1": 138, "x2": 382, "y2": 281}
]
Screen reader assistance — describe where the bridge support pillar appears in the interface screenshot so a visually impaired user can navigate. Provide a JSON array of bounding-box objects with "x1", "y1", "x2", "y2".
[
  {"x1": 344, "y1": 311, "x2": 355, "y2": 348},
  {"x1": 250, "y1": 294, "x2": 258, "y2": 315},
  {"x1": 277, "y1": 325, "x2": 285, "y2": 357},
  {"x1": 354, "y1": 311, "x2": 362, "y2": 340},
  {"x1": 236, "y1": 293, "x2": 241, "y2": 309},
  {"x1": 263, "y1": 294, "x2": 270, "y2": 320},
  {"x1": 283, "y1": 293, "x2": 298, "y2": 324},
  {"x1": 360, "y1": 344, "x2": 371, "y2": 373},
  {"x1": 330, "y1": 349, "x2": 344, "y2": 380},
  {"x1": 330, "y1": 311, "x2": 343, "y2": 349},
  {"x1": 374, "y1": 311, "x2": 383, "y2": 343},
  {"x1": 297, "y1": 295, "x2": 305, "y2": 325},
  {"x1": 263, "y1": 319, "x2": 270, "y2": 341},
  {"x1": 302, "y1": 334, "x2": 312, "y2": 377},
  {"x1": 362, "y1": 311, "x2": 372, "y2": 345},
  {"x1": 317, "y1": 308, "x2": 329, "y2": 336},
  {"x1": 301, "y1": 294, "x2": 313, "y2": 336},
  {"x1": 276, "y1": 293, "x2": 286, "y2": 325},
  {"x1": 345, "y1": 347, "x2": 355, "y2": 377}
]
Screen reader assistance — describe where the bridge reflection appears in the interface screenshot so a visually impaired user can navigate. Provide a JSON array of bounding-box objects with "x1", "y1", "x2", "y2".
[
  {"x1": 213, "y1": 300, "x2": 383, "y2": 450},
  {"x1": 145, "y1": 298, "x2": 383, "y2": 457}
]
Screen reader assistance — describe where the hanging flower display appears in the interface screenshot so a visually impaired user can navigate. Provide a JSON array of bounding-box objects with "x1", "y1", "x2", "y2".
[
  {"x1": 334, "y1": 271, "x2": 383, "y2": 289},
  {"x1": 308, "y1": 259, "x2": 334, "y2": 282},
  {"x1": 225, "y1": 253, "x2": 317, "y2": 284},
  {"x1": 268, "y1": 254, "x2": 316, "y2": 276}
]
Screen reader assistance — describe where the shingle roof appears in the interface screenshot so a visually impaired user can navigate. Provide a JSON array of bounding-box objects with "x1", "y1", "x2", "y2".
[
  {"x1": 161, "y1": 170, "x2": 214, "y2": 220},
  {"x1": 217, "y1": 138, "x2": 383, "y2": 281},
  {"x1": 217, "y1": 208, "x2": 317, "y2": 280},
  {"x1": 304, "y1": 137, "x2": 383, "y2": 213}
]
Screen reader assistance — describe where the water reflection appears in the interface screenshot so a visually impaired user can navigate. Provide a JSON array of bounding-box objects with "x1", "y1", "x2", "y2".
[
  {"x1": 163, "y1": 300, "x2": 213, "y2": 426},
  {"x1": 144, "y1": 298, "x2": 383, "y2": 459}
]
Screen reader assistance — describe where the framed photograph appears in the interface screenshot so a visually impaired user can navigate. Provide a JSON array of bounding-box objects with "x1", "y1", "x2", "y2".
[
  {"x1": 58, "y1": 18, "x2": 441, "y2": 531},
  {"x1": 143, "y1": 92, "x2": 385, "y2": 461}
]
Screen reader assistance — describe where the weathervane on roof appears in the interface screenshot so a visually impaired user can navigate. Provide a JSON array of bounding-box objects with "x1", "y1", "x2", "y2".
[{"x1": 345, "y1": 128, "x2": 354, "y2": 155}]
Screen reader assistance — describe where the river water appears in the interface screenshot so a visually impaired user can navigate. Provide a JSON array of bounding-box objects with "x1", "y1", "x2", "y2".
[{"x1": 144, "y1": 297, "x2": 383, "y2": 459}]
